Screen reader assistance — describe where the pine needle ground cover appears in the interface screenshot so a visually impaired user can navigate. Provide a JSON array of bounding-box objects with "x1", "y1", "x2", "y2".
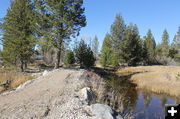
[
  {"x1": 0, "y1": 69, "x2": 33, "y2": 93},
  {"x1": 117, "y1": 66, "x2": 180, "y2": 97}
]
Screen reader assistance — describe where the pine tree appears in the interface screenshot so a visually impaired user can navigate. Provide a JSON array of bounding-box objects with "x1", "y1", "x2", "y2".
[
  {"x1": 145, "y1": 29, "x2": 156, "y2": 64},
  {"x1": 92, "y1": 35, "x2": 99, "y2": 59},
  {"x1": 141, "y1": 36, "x2": 148, "y2": 64},
  {"x1": 43, "y1": 0, "x2": 86, "y2": 69},
  {"x1": 100, "y1": 33, "x2": 112, "y2": 67},
  {"x1": 168, "y1": 44, "x2": 178, "y2": 59},
  {"x1": 171, "y1": 27, "x2": 180, "y2": 62},
  {"x1": 75, "y1": 39, "x2": 95, "y2": 69},
  {"x1": 131, "y1": 24, "x2": 142, "y2": 64},
  {"x1": 2, "y1": 0, "x2": 36, "y2": 72},
  {"x1": 172, "y1": 27, "x2": 180, "y2": 50},
  {"x1": 156, "y1": 44, "x2": 163, "y2": 58},
  {"x1": 121, "y1": 23, "x2": 141, "y2": 66},
  {"x1": 110, "y1": 13, "x2": 126, "y2": 64},
  {"x1": 64, "y1": 50, "x2": 75, "y2": 66},
  {"x1": 0, "y1": 18, "x2": 3, "y2": 34},
  {"x1": 161, "y1": 29, "x2": 169, "y2": 57},
  {"x1": 34, "y1": 0, "x2": 54, "y2": 64}
]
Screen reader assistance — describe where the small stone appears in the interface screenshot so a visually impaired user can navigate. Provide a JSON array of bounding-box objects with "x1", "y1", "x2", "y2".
[{"x1": 43, "y1": 70, "x2": 48, "y2": 76}]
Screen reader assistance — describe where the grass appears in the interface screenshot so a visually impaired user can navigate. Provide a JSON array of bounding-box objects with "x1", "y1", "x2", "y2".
[
  {"x1": 0, "y1": 68, "x2": 34, "y2": 93},
  {"x1": 117, "y1": 66, "x2": 180, "y2": 97}
]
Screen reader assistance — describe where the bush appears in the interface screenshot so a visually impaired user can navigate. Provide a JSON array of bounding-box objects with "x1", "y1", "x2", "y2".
[
  {"x1": 75, "y1": 40, "x2": 95, "y2": 69},
  {"x1": 64, "y1": 50, "x2": 75, "y2": 66},
  {"x1": 176, "y1": 72, "x2": 180, "y2": 81}
]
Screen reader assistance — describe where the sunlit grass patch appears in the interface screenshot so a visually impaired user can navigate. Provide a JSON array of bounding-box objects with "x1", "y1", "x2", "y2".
[
  {"x1": 116, "y1": 66, "x2": 150, "y2": 75},
  {"x1": 117, "y1": 66, "x2": 180, "y2": 96},
  {"x1": 0, "y1": 69, "x2": 34, "y2": 93}
]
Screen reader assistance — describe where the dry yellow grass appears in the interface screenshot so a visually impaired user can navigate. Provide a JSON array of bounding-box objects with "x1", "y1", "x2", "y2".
[
  {"x1": 0, "y1": 70, "x2": 34, "y2": 92},
  {"x1": 117, "y1": 66, "x2": 180, "y2": 97}
]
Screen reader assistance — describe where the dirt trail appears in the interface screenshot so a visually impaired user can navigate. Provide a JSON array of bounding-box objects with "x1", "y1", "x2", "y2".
[{"x1": 0, "y1": 69, "x2": 90, "y2": 119}]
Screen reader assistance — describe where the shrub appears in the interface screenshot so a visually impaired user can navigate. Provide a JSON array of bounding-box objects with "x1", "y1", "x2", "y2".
[
  {"x1": 75, "y1": 39, "x2": 95, "y2": 69},
  {"x1": 176, "y1": 73, "x2": 180, "y2": 81},
  {"x1": 64, "y1": 50, "x2": 75, "y2": 66}
]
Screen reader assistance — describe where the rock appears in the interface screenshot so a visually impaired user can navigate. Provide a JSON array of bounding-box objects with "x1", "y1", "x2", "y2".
[
  {"x1": 16, "y1": 80, "x2": 34, "y2": 91},
  {"x1": 91, "y1": 103, "x2": 123, "y2": 119},
  {"x1": 78, "y1": 87, "x2": 95, "y2": 104},
  {"x1": 43, "y1": 70, "x2": 48, "y2": 76}
]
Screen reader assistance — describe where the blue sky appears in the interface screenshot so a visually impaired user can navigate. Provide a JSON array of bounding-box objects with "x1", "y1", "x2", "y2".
[{"x1": 1, "y1": 0, "x2": 180, "y2": 50}]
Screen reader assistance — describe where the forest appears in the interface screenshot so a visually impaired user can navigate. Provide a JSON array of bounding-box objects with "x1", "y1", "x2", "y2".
[{"x1": 0, "y1": 0, "x2": 180, "y2": 72}]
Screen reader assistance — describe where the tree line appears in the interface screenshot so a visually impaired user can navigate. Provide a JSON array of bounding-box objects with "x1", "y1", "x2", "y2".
[
  {"x1": 100, "y1": 14, "x2": 180, "y2": 67},
  {"x1": 1, "y1": 1, "x2": 180, "y2": 71}
]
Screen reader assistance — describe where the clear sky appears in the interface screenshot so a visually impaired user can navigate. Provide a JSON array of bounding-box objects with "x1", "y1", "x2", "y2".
[{"x1": 1, "y1": 0, "x2": 180, "y2": 50}]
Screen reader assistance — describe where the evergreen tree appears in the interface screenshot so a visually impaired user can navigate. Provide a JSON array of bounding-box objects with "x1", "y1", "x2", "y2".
[
  {"x1": 161, "y1": 29, "x2": 169, "y2": 57},
  {"x1": 100, "y1": 33, "x2": 112, "y2": 67},
  {"x1": 145, "y1": 29, "x2": 156, "y2": 64},
  {"x1": 110, "y1": 13, "x2": 126, "y2": 64},
  {"x1": 155, "y1": 44, "x2": 163, "y2": 58},
  {"x1": 171, "y1": 27, "x2": 180, "y2": 62},
  {"x1": 64, "y1": 50, "x2": 75, "y2": 66},
  {"x1": 92, "y1": 35, "x2": 99, "y2": 59},
  {"x1": 2, "y1": 0, "x2": 36, "y2": 72},
  {"x1": 172, "y1": 27, "x2": 180, "y2": 51},
  {"x1": 131, "y1": 24, "x2": 142, "y2": 64},
  {"x1": 0, "y1": 18, "x2": 3, "y2": 34},
  {"x1": 121, "y1": 23, "x2": 141, "y2": 66},
  {"x1": 75, "y1": 39, "x2": 95, "y2": 69},
  {"x1": 141, "y1": 36, "x2": 148, "y2": 64},
  {"x1": 36, "y1": 0, "x2": 86, "y2": 69},
  {"x1": 34, "y1": 0, "x2": 54, "y2": 63},
  {"x1": 168, "y1": 44, "x2": 178, "y2": 59}
]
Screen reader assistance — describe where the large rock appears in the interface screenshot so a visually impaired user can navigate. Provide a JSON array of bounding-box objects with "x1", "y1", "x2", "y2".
[
  {"x1": 91, "y1": 103, "x2": 123, "y2": 119},
  {"x1": 78, "y1": 87, "x2": 95, "y2": 104}
]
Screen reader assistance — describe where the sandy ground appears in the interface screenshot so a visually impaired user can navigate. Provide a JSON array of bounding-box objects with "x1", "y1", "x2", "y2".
[{"x1": 0, "y1": 69, "x2": 92, "y2": 119}]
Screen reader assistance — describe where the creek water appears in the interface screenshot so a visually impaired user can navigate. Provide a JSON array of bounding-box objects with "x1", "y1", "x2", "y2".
[{"x1": 100, "y1": 74, "x2": 180, "y2": 119}]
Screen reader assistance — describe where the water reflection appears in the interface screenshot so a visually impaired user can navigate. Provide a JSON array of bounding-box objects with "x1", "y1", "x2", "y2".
[
  {"x1": 160, "y1": 96, "x2": 167, "y2": 107},
  {"x1": 142, "y1": 91, "x2": 151, "y2": 108},
  {"x1": 100, "y1": 75, "x2": 138, "y2": 116},
  {"x1": 100, "y1": 74, "x2": 180, "y2": 119}
]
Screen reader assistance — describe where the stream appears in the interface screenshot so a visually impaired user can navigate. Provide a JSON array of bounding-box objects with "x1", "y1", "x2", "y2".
[{"x1": 100, "y1": 74, "x2": 180, "y2": 119}]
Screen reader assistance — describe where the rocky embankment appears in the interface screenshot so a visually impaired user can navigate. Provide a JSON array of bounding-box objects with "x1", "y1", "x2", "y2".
[{"x1": 0, "y1": 68, "x2": 122, "y2": 119}]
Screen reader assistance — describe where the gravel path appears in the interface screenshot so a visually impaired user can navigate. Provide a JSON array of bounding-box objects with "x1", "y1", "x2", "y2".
[{"x1": 0, "y1": 69, "x2": 92, "y2": 119}]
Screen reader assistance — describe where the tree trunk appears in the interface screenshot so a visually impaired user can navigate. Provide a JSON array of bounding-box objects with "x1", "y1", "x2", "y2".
[
  {"x1": 20, "y1": 60, "x2": 24, "y2": 72},
  {"x1": 54, "y1": 49, "x2": 61, "y2": 69},
  {"x1": 25, "y1": 62, "x2": 27, "y2": 70}
]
